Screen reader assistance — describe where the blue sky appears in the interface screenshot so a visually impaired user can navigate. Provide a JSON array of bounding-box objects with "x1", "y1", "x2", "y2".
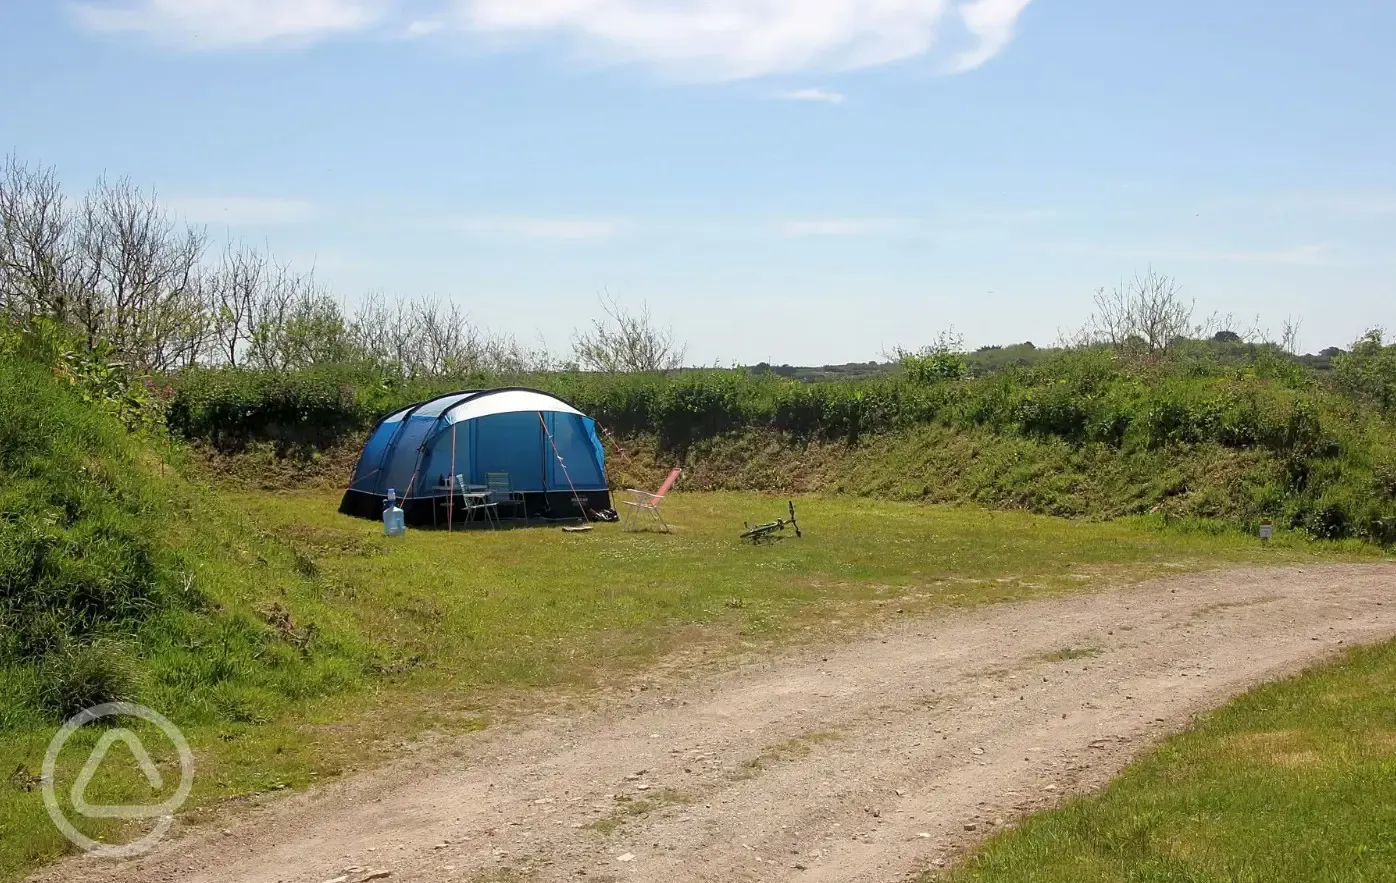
[{"x1": 2, "y1": 0, "x2": 1393, "y2": 365}]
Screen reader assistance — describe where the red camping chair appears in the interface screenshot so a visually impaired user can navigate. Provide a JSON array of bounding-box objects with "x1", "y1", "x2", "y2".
[{"x1": 622, "y1": 467, "x2": 681, "y2": 533}]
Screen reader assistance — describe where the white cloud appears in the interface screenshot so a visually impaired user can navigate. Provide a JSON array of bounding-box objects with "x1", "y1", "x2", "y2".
[
  {"x1": 773, "y1": 88, "x2": 847, "y2": 104},
  {"x1": 70, "y1": 1, "x2": 1035, "y2": 76},
  {"x1": 456, "y1": 217, "x2": 621, "y2": 240},
  {"x1": 450, "y1": 0, "x2": 1034, "y2": 80},
  {"x1": 165, "y1": 196, "x2": 315, "y2": 226},
  {"x1": 949, "y1": 0, "x2": 1033, "y2": 72},
  {"x1": 405, "y1": 18, "x2": 445, "y2": 38},
  {"x1": 70, "y1": 0, "x2": 391, "y2": 47},
  {"x1": 782, "y1": 219, "x2": 907, "y2": 237}
]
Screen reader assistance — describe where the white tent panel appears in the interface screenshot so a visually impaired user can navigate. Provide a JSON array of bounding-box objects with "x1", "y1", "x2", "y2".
[{"x1": 442, "y1": 390, "x2": 582, "y2": 425}]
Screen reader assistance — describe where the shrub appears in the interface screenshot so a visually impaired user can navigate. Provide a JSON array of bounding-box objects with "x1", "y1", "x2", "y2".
[
  {"x1": 38, "y1": 641, "x2": 141, "y2": 719},
  {"x1": 1333, "y1": 329, "x2": 1396, "y2": 413},
  {"x1": 1374, "y1": 453, "x2": 1396, "y2": 501}
]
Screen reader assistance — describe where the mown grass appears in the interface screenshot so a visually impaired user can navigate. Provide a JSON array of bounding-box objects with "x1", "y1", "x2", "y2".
[
  {"x1": 3, "y1": 487, "x2": 1375, "y2": 881},
  {"x1": 231, "y1": 488, "x2": 1373, "y2": 674},
  {"x1": 929, "y1": 639, "x2": 1396, "y2": 883}
]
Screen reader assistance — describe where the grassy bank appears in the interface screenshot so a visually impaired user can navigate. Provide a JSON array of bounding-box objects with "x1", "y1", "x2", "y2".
[
  {"x1": 612, "y1": 425, "x2": 1320, "y2": 526},
  {"x1": 0, "y1": 353, "x2": 382, "y2": 878},
  {"x1": 168, "y1": 341, "x2": 1396, "y2": 545},
  {"x1": 199, "y1": 419, "x2": 1394, "y2": 543},
  {"x1": 931, "y1": 638, "x2": 1396, "y2": 883},
  {"x1": 2, "y1": 487, "x2": 1373, "y2": 881}
]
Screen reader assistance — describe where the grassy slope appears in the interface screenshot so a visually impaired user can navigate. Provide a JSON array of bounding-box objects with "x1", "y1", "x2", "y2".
[
  {"x1": 931, "y1": 639, "x2": 1396, "y2": 883},
  {"x1": 2, "y1": 483, "x2": 1372, "y2": 881},
  {"x1": 203, "y1": 405, "x2": 1395, "y2": 541},
  {"x1": 0, "y1": 359, "x2": 371, "y2": 877},
  {"x1": 615, "y1": 427, "x2": 1284, "y2": 523},
  {"x1": 195, "y1": 424, "x2": 1303, "y2": 528}
]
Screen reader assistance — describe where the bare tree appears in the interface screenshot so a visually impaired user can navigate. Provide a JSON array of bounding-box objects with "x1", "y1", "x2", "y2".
[
  {"x1": 1080, "y1": 268, "x2": 1199, "y2": 357},
  {"x1": 207, "y1": 242, "x2": 269, "y2": 367},
  {"x1": 348, "y1": 291, "x2": 409, "y2": 371},
  {"x1": 69, "y1": 175, "x2": 209, "y2": 370},
  {"x1": 244, "y1": 266, "x2": 294, "y2": 370},
  {"x1": 245, "y1": 264, "x2": 355, "y2": 371},
  {"x1": 0, "y1": 157, "x2": 77, "y2": 322},
  {"x1": 484, "y1": 332, "x2": 557, "y2": 374},
  {"x1": 1279, "y1": 315, "x2": 1303, "y2": 356},
  {"x1": 348, "y1": 293, "x2": 564, "y2": 377},
  {"x1": 412, "y1": 296, "x2": 480, "y2": 376},
  {"x1": 1238, "y1": 314, "x2": 1305, "y2": 356},
  {"x1": 1201, "y1": 312, "x2": 1267, "y2": 344},
  {"x1": 2, "y1": 165, "x2": 213, "y2": 369},
  {"x1": 350, "y1": 294, "x2": 480, "y2": 376},
  {"x1": 571, "y1": 293, "x2": 685, "y2": 373},
  {"x1": 4, "y1": 159, "x2": 663, "y2": 378}
]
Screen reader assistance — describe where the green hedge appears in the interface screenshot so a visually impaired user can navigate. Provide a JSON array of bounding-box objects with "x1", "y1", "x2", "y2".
[
  {"x1": 165, "y1": 353, "x2": 1396, "y2": 544},
  {"x1": 167, "y1": 357, "x2": 1360, "y2": 455}
]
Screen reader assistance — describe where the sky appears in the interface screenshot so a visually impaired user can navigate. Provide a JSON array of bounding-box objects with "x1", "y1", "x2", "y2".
[{"x1": 1, "y1": 0, "x2": 1393, "y2": 366}]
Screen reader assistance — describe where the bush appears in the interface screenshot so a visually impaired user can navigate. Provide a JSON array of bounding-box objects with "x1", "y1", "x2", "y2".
[
  {"x1": 1333, "y1": 329, "x2": 1396, "y2": 413},
  {"x1": 1374, "y1": 453, "x2": 1396, "y2": 501},
  {"x1": 164, "y1": 358, "x2": 1359, "y2": 461},
  {"x1": 1, "y1": 318, "x2": 170, "y2": 434},
  {"x1": 38, "y1": 641, "x2": 140, "y2": 718}
]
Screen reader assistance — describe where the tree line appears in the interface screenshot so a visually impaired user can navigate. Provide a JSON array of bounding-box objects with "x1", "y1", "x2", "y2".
[
  {"x1": 4, "y1": 156, "x2": 1388, "y2": 394},
  {"x1": 0, "y1": 157, "x2": 686, "y2": 376}
]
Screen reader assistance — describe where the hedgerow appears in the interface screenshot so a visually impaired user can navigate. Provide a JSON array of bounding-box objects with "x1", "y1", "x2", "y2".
[{"x1": 165, "y1": 347, "x2": 1396, "y2": 544}]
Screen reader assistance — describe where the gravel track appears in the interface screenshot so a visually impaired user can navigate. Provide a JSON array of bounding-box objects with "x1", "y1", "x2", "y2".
[{"x1": 35, "y1": 563, "x2": 1396, "y2": 883}]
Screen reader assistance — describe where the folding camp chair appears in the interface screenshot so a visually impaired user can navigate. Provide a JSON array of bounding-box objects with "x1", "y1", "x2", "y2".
[
  {"x1": 486, "y1": 472, "x2": 525, "y2": 520},
  {"x1": 455, "y1": 474, "x2": 500, "y2": 529},
  {"x1": 622, "y1": 467, "x2": 681, "y2": 533}
]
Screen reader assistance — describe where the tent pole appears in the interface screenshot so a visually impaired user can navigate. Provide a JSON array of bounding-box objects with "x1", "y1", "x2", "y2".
[{"x1": 448, "y1": 424, "x2": 457, "y2": 533}]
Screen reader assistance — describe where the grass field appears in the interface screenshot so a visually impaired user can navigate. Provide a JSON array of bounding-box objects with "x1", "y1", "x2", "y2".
[
  {"x1": 929, "y1": 638, "x2": 1396, "y2": 883},
  {"x1": 0, "y1": 490, "x2": 1380, "y2": 880}
]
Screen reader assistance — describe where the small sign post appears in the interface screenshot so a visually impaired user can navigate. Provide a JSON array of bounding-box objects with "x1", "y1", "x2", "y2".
[{"x1": 1259, "y1": 519, "x2": 1274, "y2": 543}]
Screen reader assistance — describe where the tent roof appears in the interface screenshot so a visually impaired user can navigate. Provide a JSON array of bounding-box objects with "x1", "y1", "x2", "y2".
[
  {"x1": 442, "y1": 389, "x2": 583, "y2": 425},
  {"x1": 364, "y1": 389, "x2": 590, "y2": 453}
]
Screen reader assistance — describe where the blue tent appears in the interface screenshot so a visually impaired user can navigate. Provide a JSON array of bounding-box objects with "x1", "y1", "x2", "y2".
[{"x1": 338, "y1": 388, "x2": 612, "y2": 524}]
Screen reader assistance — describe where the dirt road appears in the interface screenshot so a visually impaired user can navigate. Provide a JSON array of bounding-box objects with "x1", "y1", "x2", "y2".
[{"x1": 37, "y1": 563, "x2": 1396, "y2": 883}]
